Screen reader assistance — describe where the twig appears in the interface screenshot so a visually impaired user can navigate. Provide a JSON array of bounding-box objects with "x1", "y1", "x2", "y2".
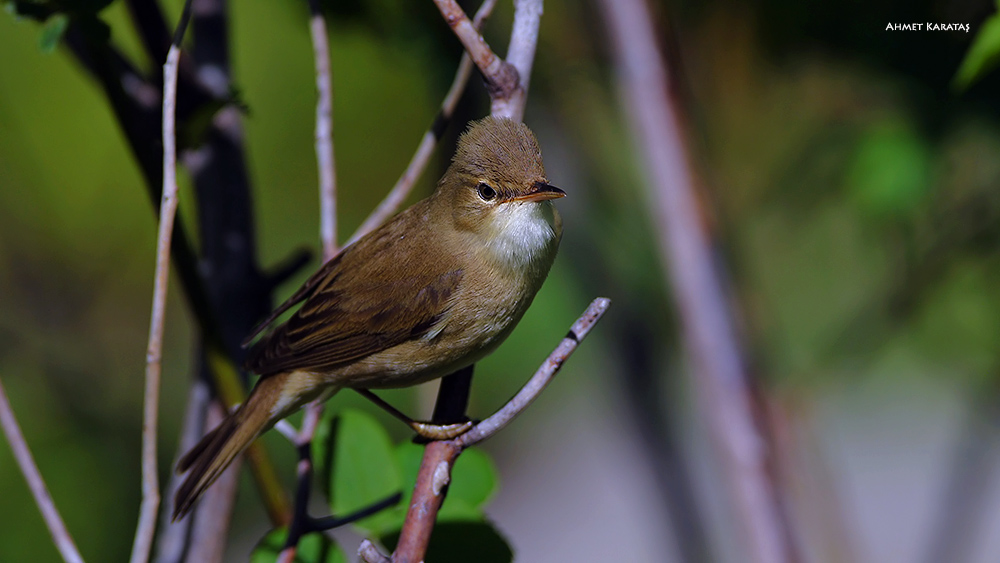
[
  {"x1": 349, "y1": 0, "x2": 499, "y2": 244},
  {"x1": 278, "y1": 2, "x2": 340, "y2": 559},
  {"x1": 597, "y1": 1, "x2": 789, "y2": 562},
  {"x1": 432, "y1": 0, "x2": 518, "y2": 100},
  {"x1": 459, "y1": 297, "x2": 609, "y2": 446},
  {"x1": 130, "y1": 4, "x2": 193, "y2": 562},
  {"x1": 309, "y1": 0, "x2": 338, "y2": 261},
  {"x1": 492, "y1": 0, "x2": 544, "y2": 120},
  {"x1": 359, "y1": 540, "x2": 391, "y2": 563},
  {"x1": 391, "y1": 298, "x2": 609, "y2": 562},
  {"x1": 0, "y1": 378, "x2": 85, "y2": 563},
  {"x1": 153, "y1": 377, "x2": 210, "y2": 563}
]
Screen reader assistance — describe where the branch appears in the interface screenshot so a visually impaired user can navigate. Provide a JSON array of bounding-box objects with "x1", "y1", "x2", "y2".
[
  {"x1": 391, "y1": 298, "x2": 609, "y2": 562},
  {"x1": 277, "y1": 2, "x2": 340, "y2": 559},
  {"x1": 597, "y1": 1, "x2": 790, "y2": 562},
  {"x1": 310, "y1": 0, "x2": 338, "y2": 261},
  {"x1": 130, "y1": 4, "x2": 193, "y2": 562},
  {"x1": 458, "y1": 297, "x2": 609, "y2": 446},
  {"x1": 492, "y1": 0, "x2": 543, "y2": 120},
  {"x1": 0, "y1": 378, "x2": 85, "y2": 563},
  {"x1": 349, "y1": 0, "x2": 499, "y2": 244},
  {"x1": 432, "y1": 0, "x2": 518, "y2": 100}
]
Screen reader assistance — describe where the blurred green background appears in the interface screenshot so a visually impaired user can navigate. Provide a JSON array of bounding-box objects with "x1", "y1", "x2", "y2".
[{"x1": 4, "y1": 0, "x2": 1000, "y2": 561}]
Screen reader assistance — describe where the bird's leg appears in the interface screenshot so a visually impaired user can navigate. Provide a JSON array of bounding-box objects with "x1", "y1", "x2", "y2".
[{"x1": 354, "y1": 389, "x2": 472, "y2": 440}]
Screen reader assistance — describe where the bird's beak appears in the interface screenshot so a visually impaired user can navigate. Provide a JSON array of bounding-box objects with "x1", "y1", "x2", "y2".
[{"x1": 511, "y1": 182, "x2": 566, "y2": 203}]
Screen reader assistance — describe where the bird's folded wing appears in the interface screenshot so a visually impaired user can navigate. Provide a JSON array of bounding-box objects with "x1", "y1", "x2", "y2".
[{"x1": 244, "y1": 252, "x2": 463, "y2": 375}]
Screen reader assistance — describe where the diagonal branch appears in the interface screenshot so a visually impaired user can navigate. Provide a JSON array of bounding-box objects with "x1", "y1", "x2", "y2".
[
  {"x1": 349, "y1": 0, "x2": 499, "y2": 244},
  {"x1": 597, "y1": 0, "x2": 792, "y2": 562},
  {"x1": 432, "y1": 0, "x2": 519, "y2": 101},
  {"x1": 458, "y1": 297, "x2": 610, "y2": 446},
  {"x1": 386, "y1": 298, "x2": 609, "y2": 563},
  {"x1": 0, "y1": 378, "x2": 85, "y2": 563}
]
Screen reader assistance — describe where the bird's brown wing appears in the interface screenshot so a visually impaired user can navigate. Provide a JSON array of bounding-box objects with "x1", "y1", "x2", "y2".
[{"x1": 244, "y1": 218, "x2": 464, "y2": 375}]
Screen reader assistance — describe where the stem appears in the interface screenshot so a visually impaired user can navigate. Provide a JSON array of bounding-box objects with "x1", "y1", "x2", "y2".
[
  {"x1": 598, "y1": 0, "x2": 790, "y2": 561},
  {"x1": 0, "y1": 378, "x2": 85, "y2": 563}
]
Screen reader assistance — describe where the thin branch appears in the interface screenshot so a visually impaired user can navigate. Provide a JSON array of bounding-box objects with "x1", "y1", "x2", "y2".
[
  {"x1": 278, "y1": 3, "x2": 340, "y2": 560},
  {"x1": 349, "y1": 0, "x2": 499, "y2": 244},
  {"x1": 492, "y1": 0, "x2": 544, "y2": 120},
  {"x1": 309, "y1": 0, "x2": 338, "y2": 261},
  {"x1": 391, "y1": 298, "x2": 608, "y2": 562},
  {"x1": 359, "y1": 540, "x2": 391, "y2": 563},
  {"x1": 597, "y1": 1, "x2": 790, "y2": 562},
  {"x1": 130, "y1": 5, "x2": 193, "y2": 563},
  {"x1": 0, "y1": 378, "x2": 85, "y2": 563},
  {"x1": 153, "y1": 377, "x2": 210, "y2": 563},
  {"x1": 432, "y1": 0, "x2": 518, "y2": 100},
  {"x1": 459, "y1": 297, "x2": 609, "y2": 446}
]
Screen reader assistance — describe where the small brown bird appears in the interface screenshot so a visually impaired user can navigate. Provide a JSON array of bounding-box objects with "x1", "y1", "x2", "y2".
[{"x1": 173, "y1": 117, "x2": 564, "y2": 519}]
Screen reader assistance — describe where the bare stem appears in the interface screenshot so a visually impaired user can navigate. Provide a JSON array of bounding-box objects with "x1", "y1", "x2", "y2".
[
  {"x1": 597, "y1": 0, "x2": 789, "y2": 562},
  {"x1": 459, "y1": 297, "x2": 609, "y2": 446},
  {"x1": 391, "y1": 298, "x2": 608, "y2": 562},
  {"x1": 130, "y1": 5, "x2": 192, "y2": 562},
  {"x1": 492, "y1": 0, "x2": 544, "y2": 120},
  {"x1": 309, "y1": 0, "x2": 338, "y2": 261},
  {"x1": 432, "y1": 0, "x2": 518, "y2": 100},
  {"x1": 349, "y1": 0, "x2": 499, "y2": 245},
  {"x1": 0, "y1": 378, "x2": 85, "y2": 563},
  {"x1": 359, "y1": 540, "x2": 391, "y2": 563}
]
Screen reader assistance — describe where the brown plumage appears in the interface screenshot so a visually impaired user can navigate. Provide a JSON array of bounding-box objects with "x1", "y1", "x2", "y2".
[{"x1": 172, "y1": 117, "x2": 564, "y2": 520}]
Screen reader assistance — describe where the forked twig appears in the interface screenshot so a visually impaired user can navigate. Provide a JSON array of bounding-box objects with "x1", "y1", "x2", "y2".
[{"x1": 0, "y1": 378, "x2": 85, "y2": 563}]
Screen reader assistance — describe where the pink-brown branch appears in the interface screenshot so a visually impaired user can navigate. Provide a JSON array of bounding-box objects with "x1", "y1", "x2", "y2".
[
  {"x1": 311, "y1": 1, "x2": 338, "y2": 262},
  {"x1": 0, "y1": 378, "x2": 85, "y2": 563},
  {"x1": 386, "y1": 297, "x2": 609, "y2": 563},
  {"x1": 598, "y1": 0, "x2": 790, "y2": 562},
  {"x1": 349, "y1": 0, "x2": 499, "y2": 244},
  {"x1": 130, "y1": 36, "x2": 185, "y2": 563}
]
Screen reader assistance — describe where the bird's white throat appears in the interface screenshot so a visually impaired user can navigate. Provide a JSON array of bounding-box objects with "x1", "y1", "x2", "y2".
[{"x1": 482, "y1": 200, "x2": 560, "y2": 274}]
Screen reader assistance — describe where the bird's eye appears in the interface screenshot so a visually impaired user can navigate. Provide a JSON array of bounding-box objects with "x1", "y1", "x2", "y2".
[{"x1": 477, "y1": 182, "x2": 497, "y2": 201}]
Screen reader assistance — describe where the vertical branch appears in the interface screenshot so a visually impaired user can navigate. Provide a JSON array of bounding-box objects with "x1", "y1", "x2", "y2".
[
  {"x1": 277, "y1": 3, "x2": 339, "y2": 561},
  {"x1": 310, "y1": 0, "x2": 338, "y2": 262},
  {"x1": 131, "y1": 3, "x2": 193, "y2": 563},
  {"x1": 0, "y1": 378, "x2": 85, "y2": 563},
  {"x1": 492, "y1": 0, "x2": 543, "y2": 120},
  {"x1": 597, "y1": 1, "x2": 790, "y2": 563}
]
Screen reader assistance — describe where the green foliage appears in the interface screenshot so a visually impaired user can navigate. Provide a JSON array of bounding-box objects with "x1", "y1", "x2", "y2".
[
  {"x1": 953, "y1": 11, "x2": 1000, "y2": 91},
  {"x1": 325, "y1": 408, "x2": 402, "y2": 533},
  {"x1": 37, "y1": 12, "x2": 65, "y2": 52},
  {"x1": 250, "y1": 528, "x2": 347, "y2": 563},
  {"x1": 845, "y1": 121, "x2": 931, "y2": 219}
]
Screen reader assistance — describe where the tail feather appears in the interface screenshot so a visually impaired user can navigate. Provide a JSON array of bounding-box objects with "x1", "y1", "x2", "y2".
[{"x1": 172, "y1": 372, "x2": 290, "y2": 521}]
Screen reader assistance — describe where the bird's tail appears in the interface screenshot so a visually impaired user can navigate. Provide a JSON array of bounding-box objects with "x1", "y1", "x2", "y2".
[{"x1": 172, "y1": 371, "x2": 313, "y2": 520}]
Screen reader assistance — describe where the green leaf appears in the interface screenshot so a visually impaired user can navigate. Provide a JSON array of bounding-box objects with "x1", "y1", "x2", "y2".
[
  {"x1": 250, "y1": 528, "x2": 347, "y2": 563},
  {"x1": 38, "y1": 13, "x2": 67, "y2": 54},
  {"x1": 329, "y1": 409, "x2": 401, "y2": 534},
  {"x1": 845, "y1": 121, "x2": 931, "y2": 218},
  {"x1": 380, "y1": 521, "x2": 514, "y2": 563},
  {"x1": 953, "y1": 13, "x2": 1000, "y2": 91}
]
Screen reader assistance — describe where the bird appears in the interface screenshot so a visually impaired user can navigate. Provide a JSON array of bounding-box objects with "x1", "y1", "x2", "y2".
[{"x1": 172, "y1": 116, "x2": 564, "y2": 520}]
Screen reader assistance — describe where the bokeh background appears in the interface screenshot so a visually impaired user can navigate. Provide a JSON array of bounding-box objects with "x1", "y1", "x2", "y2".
[{"x1": 3, "y1": 0, "x2": 1000, "y2": 561}]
